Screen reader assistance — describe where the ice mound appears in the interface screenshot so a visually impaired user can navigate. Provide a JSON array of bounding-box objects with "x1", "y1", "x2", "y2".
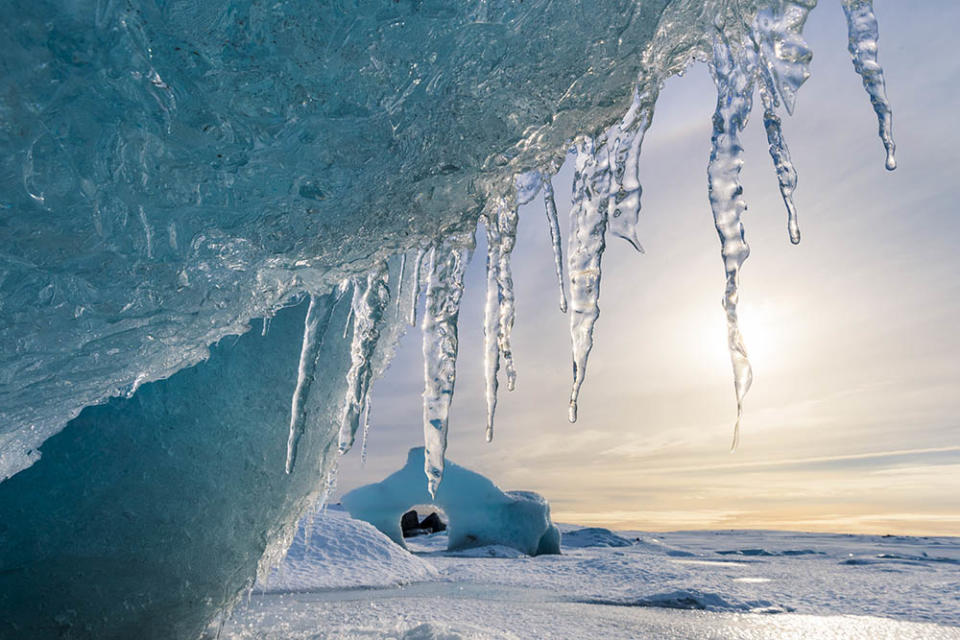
[
  {"x1": 561, "y1": 527, "x2": 636, "y2": 549},
  {"x1": 257, "y1": 505, "x2": 437, "y2": 593},
  {"x1": 342, "y1": 448, "x2": 561, "y2": 557}
]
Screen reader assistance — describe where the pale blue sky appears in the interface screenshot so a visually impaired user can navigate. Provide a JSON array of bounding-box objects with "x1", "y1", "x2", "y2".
[{"x1": 337, "y1": 1, "x2": 960, "y2": 535}]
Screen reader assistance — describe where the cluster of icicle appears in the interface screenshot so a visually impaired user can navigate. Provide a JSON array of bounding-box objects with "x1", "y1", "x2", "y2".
[{"x1": 284, "y1": 0, "x2": 896, "y2": 491}]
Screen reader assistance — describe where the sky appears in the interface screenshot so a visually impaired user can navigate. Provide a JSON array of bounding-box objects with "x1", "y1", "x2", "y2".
[{"x1": 336, "y1": 1, "x2": 960, "y2": 536}]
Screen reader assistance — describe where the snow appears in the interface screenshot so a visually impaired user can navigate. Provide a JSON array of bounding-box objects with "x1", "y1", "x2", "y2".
[
  {"x1": 257, "y1": 506, "x2": 436, "y2": 593},
  {"x1": 218, "y1": 515, "x2": 960, "y2": 639},
  {"x1": 559, "y1": 526, "x2": 635, "y2": 549},
  {"x1": 342, "y1": 448, "x2": 561, "y2": 557}
]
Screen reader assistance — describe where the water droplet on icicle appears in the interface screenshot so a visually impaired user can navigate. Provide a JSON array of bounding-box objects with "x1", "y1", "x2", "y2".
[
  {"x1": 842, "y1": 0, "x2": 896, "y2": 170},
  {"x1": 708, "y1": 32, "x2": 756, "y2": 451},
  {"x1": 421, "y1": 242, "x2": 468, "y2": 497}
]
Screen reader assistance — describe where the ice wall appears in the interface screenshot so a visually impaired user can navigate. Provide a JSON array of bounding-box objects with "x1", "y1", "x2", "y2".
[{"x1": 0, "y1": 297, "x2": 351, "y2": 639}]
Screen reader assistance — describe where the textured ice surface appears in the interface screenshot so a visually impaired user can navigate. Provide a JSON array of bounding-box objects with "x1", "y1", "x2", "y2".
[
  {"x1": 342, "y1": 448, "x2": 561, "y2": 556},
  {"x1": 0, "y1": 297, "x2": 358, "y2": 639}
]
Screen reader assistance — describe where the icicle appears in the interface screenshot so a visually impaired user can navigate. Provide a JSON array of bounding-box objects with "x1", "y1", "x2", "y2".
[
  {"x1": 758, "y1": 66, "x2": 801, "y2": 244},
  {"x1": 567, "y1": 137, "x2": 610, "y2": 423},
  {"x1": 542, "y1": 179, "x2": 568, "y2": 313},
  {"x1": 751, "y1": 2, "x2": 812, "y2": 244},
  {"x1": 395, "y1": 253, "x2": 406, "y2": 320},
  {"x1": 421, "y1": 242, "x2": 468, "y2": 496},
  {"x1": 285, "y1": 293, "x2": 338, "y2": 474},
  {"x1": 495, "y1": 202, "x2": 519, "y2": 392},
  {"x1": 841, "y1": 0, "x2": 896, "y2": 170},
  {"x1": 606, "y1": 84, "x2": 657, "y2": 253},
  {"x1": 514, "y1": 171, "x2": 544, "y2": 205},
  {"x1": 342, "y1": 301, "x2": 354, "y2": 339},
  {"x1": 751, "y1": 1, "x2": 815, "y2": 116},
  {"x1": 707, "y1": 33, "x2": 756, "y2": 451},
  {"x1": 482, "y1": 212, "x2": 502, "y2": 442},
  {"x1": 408, "y1": 247, "x2": 425, "y2": 327},
  {"x1": 338, "y1": 263, "x2": 390, "y2": 454},
  {"x1": 359, "y1": 393, "x2": 373, "y2": 465}
]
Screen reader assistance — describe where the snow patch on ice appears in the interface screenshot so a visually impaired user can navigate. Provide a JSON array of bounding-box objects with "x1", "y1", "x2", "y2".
[
  {"x1": 257, "y1": 505, "x2": 437, "y2": 593},
  {"x1": 562, "y1": 527, "x2": 636, "y2": 549}
]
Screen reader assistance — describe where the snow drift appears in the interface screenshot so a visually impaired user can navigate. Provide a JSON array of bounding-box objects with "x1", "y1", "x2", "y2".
[{"x1": 257, "y1": 505, "x2": 437, "y2": 593}]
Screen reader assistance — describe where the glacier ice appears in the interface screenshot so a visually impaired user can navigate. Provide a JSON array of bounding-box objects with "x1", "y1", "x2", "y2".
[
  {"x1": 0, "y1": 297, "x2": 360, "y2": 640},
  {"x1": 0, "y1": 0, "x2": 898, "y2": 637},
  {"x1": 342, "y1": 447, "x2": 561, "y2": 557}
]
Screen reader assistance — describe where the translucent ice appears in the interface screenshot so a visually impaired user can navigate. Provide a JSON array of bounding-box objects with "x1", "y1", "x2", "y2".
[
  {"x1": 707, "y1": 31, "x2": 756, "y2": 450},
  {"x1": 421, "y1": 242, "x2": 469, "y2": 497}
]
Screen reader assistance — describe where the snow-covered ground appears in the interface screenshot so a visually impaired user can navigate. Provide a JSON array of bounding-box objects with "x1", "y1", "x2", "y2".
[{"x1": 219, "y1": 507, "x2": 960, "y2": 639}]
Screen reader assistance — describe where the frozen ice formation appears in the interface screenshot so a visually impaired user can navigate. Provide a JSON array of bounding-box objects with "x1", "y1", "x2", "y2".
[
  {"x1": 0, "y1": 0, "x2": 898, "y2": 637},
  {"x1": 0, "y1": 298, "x2": 364, "y2": 640},
  {"x1": 342, "y1": 448, "x2": 561, "y2": 557}
]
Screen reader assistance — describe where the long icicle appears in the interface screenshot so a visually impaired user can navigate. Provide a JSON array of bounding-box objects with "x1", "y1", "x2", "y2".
[
  {"x1": 421, "y1": 242, "x2": 468, "y2": 497},
  {"x1": 841, "y1": 0, "x2": 895, "y2": 170},
  {"x1": 338, "y1": 263, "x2": 390, "y2": 454},
  {"x1": 285, "y1": 292, "x2": 338, "y2": 474},
  {"x1": 708, "y1": 32, "x2": 756, "y2": 451},
  {"x1": 483, "y1": 212, "x2": 502, "y2": 442},
  {"x1": 542, "y1": 179, "x2": 569, "y2": 313},
  {"x1": 495, "y1": 202, "x2": 520, "y2": 392},
  {"x1": 567, "y1": 137, "x2": 610, "y2": 423}
]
